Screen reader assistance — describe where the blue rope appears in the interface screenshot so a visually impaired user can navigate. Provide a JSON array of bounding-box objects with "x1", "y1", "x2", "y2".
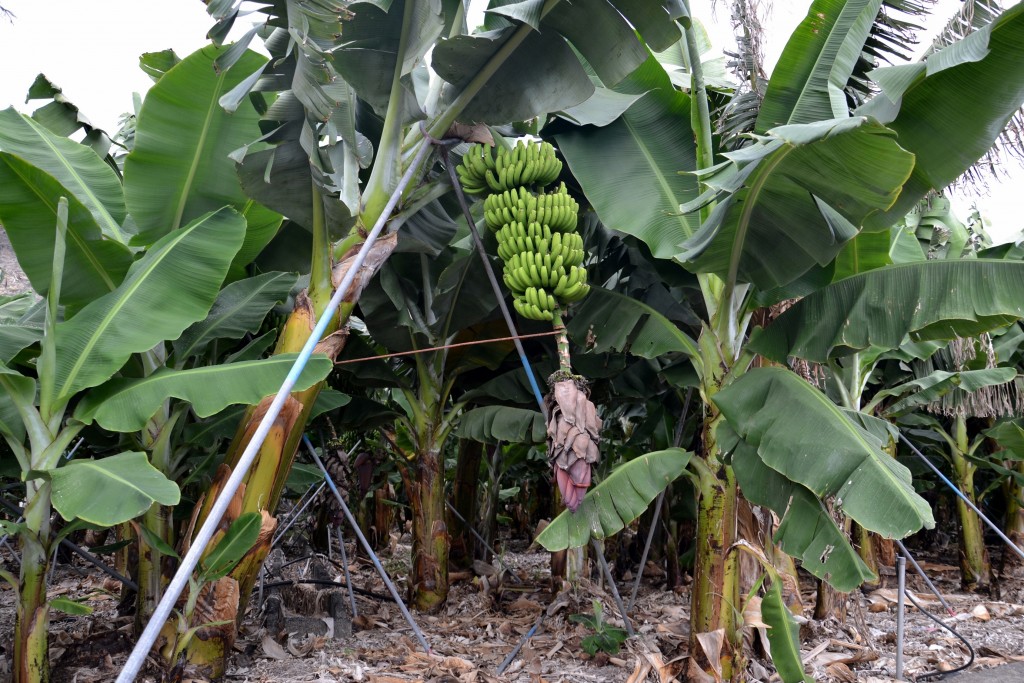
[{"x1": 435, "y1": 138, "x2": 548, "y2": 418}]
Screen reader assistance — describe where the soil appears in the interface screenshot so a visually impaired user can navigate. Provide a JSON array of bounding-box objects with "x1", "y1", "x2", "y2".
[
  {"x1": 2, "y1": 532, "x2": 1024, "y2": 683},
  {"x1": 0, "y1": 228, "x2": 31, "y2": 297},
  {"x1": 2, "y1": 229, "x2": 1023, "y2": 682}
]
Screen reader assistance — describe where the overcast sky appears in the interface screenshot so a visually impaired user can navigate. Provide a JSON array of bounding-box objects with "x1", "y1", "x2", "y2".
[{"x1": 0, "y1": 0, "x2": 1020, "y2": 242}]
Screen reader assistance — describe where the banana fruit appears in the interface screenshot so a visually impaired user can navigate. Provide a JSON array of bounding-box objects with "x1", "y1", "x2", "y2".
[{"x1": 454, "y1": 139, "x2": 592, "y2": 322}]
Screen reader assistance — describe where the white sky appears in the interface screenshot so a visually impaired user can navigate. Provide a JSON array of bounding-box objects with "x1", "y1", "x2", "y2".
[{"x1": 0, "y1": 0, "x2": 1020, "y2": 242}]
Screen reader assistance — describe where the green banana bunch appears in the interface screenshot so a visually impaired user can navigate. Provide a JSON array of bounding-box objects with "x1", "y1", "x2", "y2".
[
  {"x1": 454, "y1": 139, "x2": 590, "y2": 322},
  {"x1": 483, "y1": 183, "x2": 579, "y2": 234},
  {"x1": 456, "y1": 140, "x2": 562, "y2": 195}
]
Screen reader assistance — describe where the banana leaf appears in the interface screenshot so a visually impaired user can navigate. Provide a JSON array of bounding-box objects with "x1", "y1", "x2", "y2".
[
  {"x1": 723, "y1": 423, "x2": 875, "y2": 591},
  {"x1": 74, "y1": 354, "x2": 334, "y2": 432},
  {"x1": 713, "y1": 368, "x2": 934, "y2": 541},
  {"x1": 678, "y1": 116, "x2": 914, "y2": 291},
  {"x1": 455, "y1": 405, "x2": 545, "y2": 444},
  {"x1": 0, "y1": 108, "x2": 127, "y2": 243},
  {"x1": 557, "y1": 54, "x2": 700, "y2": 261},
  {"x1": 536, "y1": 448, "x2": 692, "y2": 551},
  {"x1": 174, "y1": 272, "x2": 296, "y2": 362},
  {"x1": 756, "y1": 0, "x2": 885, "y2": 131},
  {"x1": 0, "y1": 154, "x2": 132, "y2": 307},
  {"x1": 751, "y1": 260, "x2": 1024, "y2": 363},
  {"x1": 861, "y1": 3, "x2": 1024, "y2": 227},
  {"x1": 51, "y1": 208, "x2": 246, "y2": 402},
  {"x1": 123, "y1": 46, "x2": 268, "y2": 242},
  {"x1": 44, "y1": 451, "x2": 180, "y2": 526}
]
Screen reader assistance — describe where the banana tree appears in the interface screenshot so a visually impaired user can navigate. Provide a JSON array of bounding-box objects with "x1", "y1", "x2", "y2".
[
  {"x1": 0, "y1": 48, "x2": 343, "y2": 680},
  {"x1": 883, "y1": 357, "x2": 1017, "y2": 590},
  {"x1": 174, "y1": 0, "x2": 692, "y2": 668},
  {"x1": 339, "y1": 246, "x2": 511, "y2": 608},
  {"x1": 552, "y1": 1, "x2": 1024, "y2": 677}
]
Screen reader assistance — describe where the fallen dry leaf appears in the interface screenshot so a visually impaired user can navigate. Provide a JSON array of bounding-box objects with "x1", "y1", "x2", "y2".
[{"x1": 261, "y1": 635, "x2": 290, "y2": 660}]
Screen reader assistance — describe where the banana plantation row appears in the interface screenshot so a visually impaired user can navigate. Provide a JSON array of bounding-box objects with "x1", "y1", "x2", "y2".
[{"x1": 2, "y1": 0, "x2": 1024, "y2": 681}]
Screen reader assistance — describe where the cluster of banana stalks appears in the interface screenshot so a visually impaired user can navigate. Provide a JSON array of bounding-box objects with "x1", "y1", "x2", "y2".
[
  {"x1": 456, "y1": 139, "x2": 600, "y2": 512},
  {"x1": 457, "y1": 141, "x2": 590, "y2": 321}
]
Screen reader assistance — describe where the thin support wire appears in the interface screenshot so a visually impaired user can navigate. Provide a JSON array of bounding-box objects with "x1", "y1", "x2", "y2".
[
  {"x1": 497, "y1": 612, "x2": 543, "y2": 675},
  {"x1": 117, "y1": 140, "x2": 435, "y2": 683},
  {"x1": 303, "y1": 435, "x2": 431, "y2": 653},
  {"x1": 271, "y1": 481, "x2": 327, "y2": 547},
  {"x1": 438, "y1": 142, "x2": 548, "y2": 418},
  {"x1": 894, "y1": 539, "x2": 955, "y2": 616},
  {"x1": 592, "y1": 539, "x2": 635, "y2": 637},
  {"x1": 444, "y1": 499, "x2": 519, "y2": 583},
  {"x1": 898, "y1": 432, "x2": 1024, "y2": 562}
]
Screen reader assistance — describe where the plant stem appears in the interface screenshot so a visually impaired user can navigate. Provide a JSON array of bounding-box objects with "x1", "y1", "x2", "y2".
[
  {"x1": 690, "y1": 405, "x2": 742, "y2": 679},
  {"x1": 15, "y1": 480, "x2": 52, "y2": 683},
  {"x1": 426, "y1": 0, "x2": 563, "y2": 140},
  {"x1": 951, "y1": 415, "x2": 991, "y2": 590}
]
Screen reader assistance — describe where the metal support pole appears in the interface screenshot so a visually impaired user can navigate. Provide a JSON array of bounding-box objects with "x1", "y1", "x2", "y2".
[
  {"x1": 899, "y1": 432, "x2": 1024, "y2": 562},
  {"x1": 116, "y1": 141, "x2": 435, "y2": 683},
  {"x1": 336, "y1": 525, "x2": 358, "y2": 618},
  {"x1": 896, "y1": 555, "x2": 906, "y2": 680},
  {"x1": 628, "y1": 490, "x2": 664, "y2": 612},
  {"x1": 895, "y1": 539, "x2": 954, "y2": 616},
  {"x1": 304, "y1": 436, "x2": 431, "y2": 654}
]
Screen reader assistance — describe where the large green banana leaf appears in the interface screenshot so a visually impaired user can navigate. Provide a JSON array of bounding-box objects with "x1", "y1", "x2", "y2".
[
  {"x1": 0, "y1": 108, "x2": 127, "y2": 243},
  {"x1": 74, "y1": 354, "x2": 334, "y2": 432},
  {"x1": 713, "y1": 367, "x2": 934, "y2": 541},
  {"x1": 721, "y1": 422, "x2": 875, "y2": 591},
  {"x1": 455, "y1": 405, "x2": 545, "y2": 444},
  {"x1": 433, "y1": 0, "x2": 683, "y2": 124},
  {"x1": 541, "y1": 0, "x2": 650, "y2": 87},
  {"x1": 830, "y1": 229, "x2": 892, "y2": 282},
  {"x1": 173, "y1": 272, "x2": 296, "y2": 362},
  {"x1": 861, "y1": 3, "x2": 1024, "y2": 228},
  {"x1": 761, "y1": 579, "x2": 813, "y2": 683},
  {"x1": 985, "y1": 420, "x2": 1024, "y2": 458},
  {"x1": 557, "y1": 54, "x2": 700, "y2": 261},
  {"x1": 432, "y1": 27, "x2": 594, "y2": 124},
  {"x1": 751, "y1": 260, "x2": 1024, "y2": 363},
  {"x1": 678, "y1": 116, "x2": 914, "y2": 291},
  {"x1": 51, "y1": 208, "x2": 246, "y2": 402},
  {"x1": 123, "y1": 46, "x2": 268, "y2": 242},
  {"x1": 536, "y1": 448, "x2": 692, "y2": 551},
  {"x1": 566, "y1": 286, "x2": 700, "y2": 363},
  {"x1": 45, "y1": 451, "x2": 180, "y2": 526},
  {"x1": 756, "y1": 0, "x2": 884, "y2": 132},
  {"x1": 0, "y1": 153, "x2": 132, "y2": 306},
  {"x1": 0, "y1": 363, "x2": 35, "y2": 445}
]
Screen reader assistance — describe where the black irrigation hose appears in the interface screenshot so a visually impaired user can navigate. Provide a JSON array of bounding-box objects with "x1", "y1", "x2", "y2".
[
  {"x1": 262, "y1": 578, "x2": 393, "y2": 603},
  {"x1": 0, "y1": 494, "x2": 138, "y2": 591},
  {"x1": 902, "y1": 589, "x2": 975, "y2": 681}
]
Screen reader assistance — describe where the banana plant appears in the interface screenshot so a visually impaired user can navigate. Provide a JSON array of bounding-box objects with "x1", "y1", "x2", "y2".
[
  {"x1": 553, "y1": 1, "x2": 1024, "y2": 677},
  {"x1": 0, "y1": 47, "x2": 340, "y2": 680},
  {"x1": 875, "y1": 338, "x2": 1020, "y2": 591},
  {"x1": 341, "y1": 246, "x2": 512, "y2": 609},
  {"x1": 172, "y1": 0, "x2": 692, "y2": 668}
]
